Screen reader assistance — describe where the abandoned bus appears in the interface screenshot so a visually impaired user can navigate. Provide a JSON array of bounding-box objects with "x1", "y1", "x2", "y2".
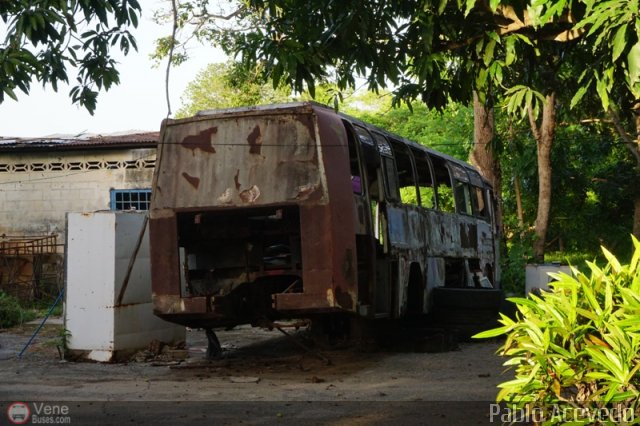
[{"x1": 149, "y1": 102, "x2": 501, "y2": 345}]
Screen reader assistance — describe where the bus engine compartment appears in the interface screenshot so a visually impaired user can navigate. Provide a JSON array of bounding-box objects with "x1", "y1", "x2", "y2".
[{"x1": 176, "y1": 206, "x2": 303, "y2": 324}]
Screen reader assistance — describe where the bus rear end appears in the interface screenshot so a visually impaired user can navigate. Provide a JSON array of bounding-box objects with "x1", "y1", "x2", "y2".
[{"x1": 149, "y1": 103, "x2": 358, "y2": 328}]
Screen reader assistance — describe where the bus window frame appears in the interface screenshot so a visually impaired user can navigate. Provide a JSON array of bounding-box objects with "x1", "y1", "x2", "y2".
[
  {"x1": 448, "y1": 163, "x2": 475, "y2": 216},
  {"x1": 386, "y1": 136, "x2": 420, "y2": 207},
  {"x1": 428, "y1": 154, "x2": 456, "y2": 213},
  {"x1": 342, "y1": 120, "x2": 367, "y2": 197},
  {"x1": 409, "y1": 146, "x2": 437, "y2": 209},
  {"x1": 369, "y1": 130, "x2": 401, "y2": 203},
  {"x1": 466, "y1": 170, "x2": 491, "y2": 221}
]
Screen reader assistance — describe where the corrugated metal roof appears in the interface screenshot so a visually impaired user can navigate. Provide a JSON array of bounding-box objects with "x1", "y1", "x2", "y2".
[{"x1": 0, "y1": 131, "x2": 159, "y2": 152}]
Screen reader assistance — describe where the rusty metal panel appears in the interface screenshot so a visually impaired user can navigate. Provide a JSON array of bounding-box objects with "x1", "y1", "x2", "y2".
[
  {"x1": 314, "y1": 107, "x2": 358, "y2": 311},
  {"x1": 271, "y1": 106, "x2": 359, "y2": 313},
  {"x1": 153, "y1": 105, "x2": 327, "y2": 210},
  {"x1": 148, "y1": 214, "x2": 180, "y2": 298},
  {"x1": 476, "y1": 220, "x2": 494, "y2": 258}
]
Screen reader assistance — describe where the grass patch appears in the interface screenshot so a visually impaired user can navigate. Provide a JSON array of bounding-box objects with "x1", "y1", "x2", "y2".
[{"x1": 0, "y1": 291, "x2": 37, "y2": 329}]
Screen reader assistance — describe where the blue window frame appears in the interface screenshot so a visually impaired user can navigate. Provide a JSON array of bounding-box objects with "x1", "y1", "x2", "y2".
[{"x1": 110, "y1": 189, "x2": 152, "y2": 211}]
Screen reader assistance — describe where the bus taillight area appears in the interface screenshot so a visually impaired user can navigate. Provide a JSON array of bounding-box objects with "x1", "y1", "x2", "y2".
[{"x1": 174, "y1": 206, "x2": 305, "y2": 325}]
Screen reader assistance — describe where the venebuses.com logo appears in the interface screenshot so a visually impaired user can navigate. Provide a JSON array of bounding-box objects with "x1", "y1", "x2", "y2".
[
  {"x1": 6, "y1": 402, "x2": 71, "y2": 424},
  {"x1": 6, "y1": 402, "x2": 30, "y2": 424}
]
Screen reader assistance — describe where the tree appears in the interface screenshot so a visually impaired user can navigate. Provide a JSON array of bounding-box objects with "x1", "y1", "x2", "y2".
[
  {"x1": 210, "y1": 0, "x2": 580, "y2": 260},
  {"x1": 342, "y1": 92, "x2": 474, "y2": 160},
  {"x1": 176, "y1": 61, "x2": 290, "y2": 117},
  {"x1": 567, "y1": 0, "x2": 640, "y2": 237},
  {"x1": 157, "y1": 0, "x2": 639, "y2": 258},
  {"x1": 471, "y1": 93, "x2": 502, "y2": 230},
  {"x1": 0, "y1": 0, "x2": 141, "y2": 113}
]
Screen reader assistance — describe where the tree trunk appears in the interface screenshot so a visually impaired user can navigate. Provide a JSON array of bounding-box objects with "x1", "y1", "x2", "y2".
[
  {"x1": 513, "y1": 176, "x2": 524, "y2": 227},
  {"x1": 470, "y1": 93, "x2": 502, "y2": 230},
  {"x1": 529, "y1": 93, "x2": 556, "y2": 262}
]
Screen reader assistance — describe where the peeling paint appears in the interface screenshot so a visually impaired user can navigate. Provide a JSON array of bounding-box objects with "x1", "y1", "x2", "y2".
[
  {"x1": 326, "y1": 288, "x2": 335, "y2": 307},
  {"x1": 217, "y1": 188, "x2": 233, "y2": 204},
  {"x1": 239, "y1": 185, "x2": 260, "y2": 203},
  {"x1": 247, "y1": 125, "x2": 262, "y2": 154},
  {"x1": 234, "y1": 169, "x2": 241, "y2": 191},
  {"x1": 334, "y1": 286, "x2": 354, "y2": 310},
  {"x1": 181, "y1": 172, "x2": 200, "y2": 189},
  {"x1": 293, "y1": 183, "x2": 320, "y2": 200},
  {"x1": 181, "y1": 127, "x2": 217, "y2": 153}
]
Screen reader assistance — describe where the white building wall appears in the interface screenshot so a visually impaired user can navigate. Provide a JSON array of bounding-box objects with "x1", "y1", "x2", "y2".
[{"x1": 0, "y1": 148, "x2": 155, "y2": 245}]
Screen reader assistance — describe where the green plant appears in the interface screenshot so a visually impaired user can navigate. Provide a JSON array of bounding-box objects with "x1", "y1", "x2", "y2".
[
  {"x1": 475, "y1": 237, "x2": 640, "y2": 425},
  {"x1": 43, "y1": 327, "x2": 72, "y2": 359},
  {"x1": 59, "y1": 327, "x2": 71, "y2": 355},
  {"x1": 501, "y1": 230, "x2": 535, "y2": 296},
  {"x1": 545, "y1": 251, "x2": 602, "y2": 271},
  {"x1": 0, "y1": 291, "x2": 35, "y2": 328}
]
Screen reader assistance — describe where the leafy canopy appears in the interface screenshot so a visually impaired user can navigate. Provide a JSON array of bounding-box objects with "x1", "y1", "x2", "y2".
[
  {"x1": 176, "y1": 61, "x2": 290, "y2": 118},
  {"x1": 159, "y1": 0, "x2": 639, "y2": 120},
  {"x1": 0, "y1": 0, "x2": 141, "y2": 114}
]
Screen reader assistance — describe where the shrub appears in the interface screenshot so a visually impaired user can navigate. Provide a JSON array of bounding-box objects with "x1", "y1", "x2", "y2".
[
  {"x1": 0, "y1": 291, "x2": 34, "y2": 329},
  {"x1": 475, "y1": 237, "x2": 640, "y2": 424},
  {"x1": 500, "y1": 231, "x2": 535, "y2": 296}
]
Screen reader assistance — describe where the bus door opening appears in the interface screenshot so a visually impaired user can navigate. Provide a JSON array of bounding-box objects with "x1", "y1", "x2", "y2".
[
  {"x1": 345, "y1": 122, "x2": 377, "y2": 313},
  {"x1": 351, "y1": 124, "x2": 391, "y2": 317}
]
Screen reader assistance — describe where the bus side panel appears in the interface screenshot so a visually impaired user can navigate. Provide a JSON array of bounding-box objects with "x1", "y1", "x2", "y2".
[
  {"x1": 385, "y1": 204, "x2": 428, "y2": 316},
  {"x1": 385, "y1": 205, "x2": 497, "y2": 316}
]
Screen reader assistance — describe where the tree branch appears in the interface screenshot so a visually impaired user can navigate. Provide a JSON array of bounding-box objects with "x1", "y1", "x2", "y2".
[
  {"x1": 439, "y1": 5, "x2": 582, "y2": 52},
  {"x1": 528, "y1": 103, "x2": 541, "y2": 143},
  {"x1": 191, "y1": 6, "x2": 246, "y2": 21},
  {"x1": 609, "y1": 109, "x2": 640, "y2": 166},
  {"x1": 165, "y1": 0, "x2": 178, "y2": 117}
]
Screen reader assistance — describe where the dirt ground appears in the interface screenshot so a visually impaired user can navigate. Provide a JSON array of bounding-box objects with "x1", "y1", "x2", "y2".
[{"x1": 0, "y1": 319, "x2": 509, "y2": 425}]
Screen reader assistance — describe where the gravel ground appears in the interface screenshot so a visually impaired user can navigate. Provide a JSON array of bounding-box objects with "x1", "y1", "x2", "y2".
[{"x1": 0, "y1": 319, "x2": 509, "y2": 425}]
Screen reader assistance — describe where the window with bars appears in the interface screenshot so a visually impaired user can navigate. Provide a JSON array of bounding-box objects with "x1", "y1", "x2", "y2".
[{"x1": 110, "y1": 189, "x2": 152, "y2": 211}]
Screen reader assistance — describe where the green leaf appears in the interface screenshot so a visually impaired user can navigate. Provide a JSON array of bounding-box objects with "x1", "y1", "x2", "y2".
[
  {"x1": 437, "y1": 0, "x2": 447, "y2": 15},
  {"x1": 631, "y1": 236, "x2": 640, "y2": 273},
  {"x1": 602, "y1": 246, "x2": 622, "y2": 274},
  {"x1": 628, "y1": 41, "x2": 640, "y2": 85},
  {"x1": 575, "y1": 307, "x2": 599, "y2": 322},
  {"x1": 464, "y1": 0, "x2": 475, "y2": 16},
  {"x1": 612, "y1": 24, "x2": 628, "y2": 62},
  {"x1": 4, "y1": 86, "x2": 18, "y2": 101},
  {"x1": 497, "y1": 377, "x2": 534, "y2": 389},
  {"x1": 483, "y1": 39, "x2": 496, "y2": 66},
  {"x1": 585, "y1": 346, "x2": 625, "y2": 382},
  {"x1": 585, "y1": 371, "x2": 618, "y2": 381},
  {"x1": 473, "y1": 325, "x2": 513, "y2": 339},
  {"x1": 504, "y1": 37, "x2": 515, "y2": 66},
  {"x1": 570, "y1": 84, "x2": 589, "y2": 109},
  {"x1": 596, "y1": 74, "x2": 610, "y2": 110}
]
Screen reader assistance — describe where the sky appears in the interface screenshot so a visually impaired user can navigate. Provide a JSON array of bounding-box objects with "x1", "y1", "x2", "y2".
[{"x1": 0, "y1": 2, "x2": 227, "y2": 138}]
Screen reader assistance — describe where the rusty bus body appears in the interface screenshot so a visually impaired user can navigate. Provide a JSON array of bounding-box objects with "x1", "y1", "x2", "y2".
[{"x1": 149, "y1": 102, "x2": 501, "y2": 330}]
